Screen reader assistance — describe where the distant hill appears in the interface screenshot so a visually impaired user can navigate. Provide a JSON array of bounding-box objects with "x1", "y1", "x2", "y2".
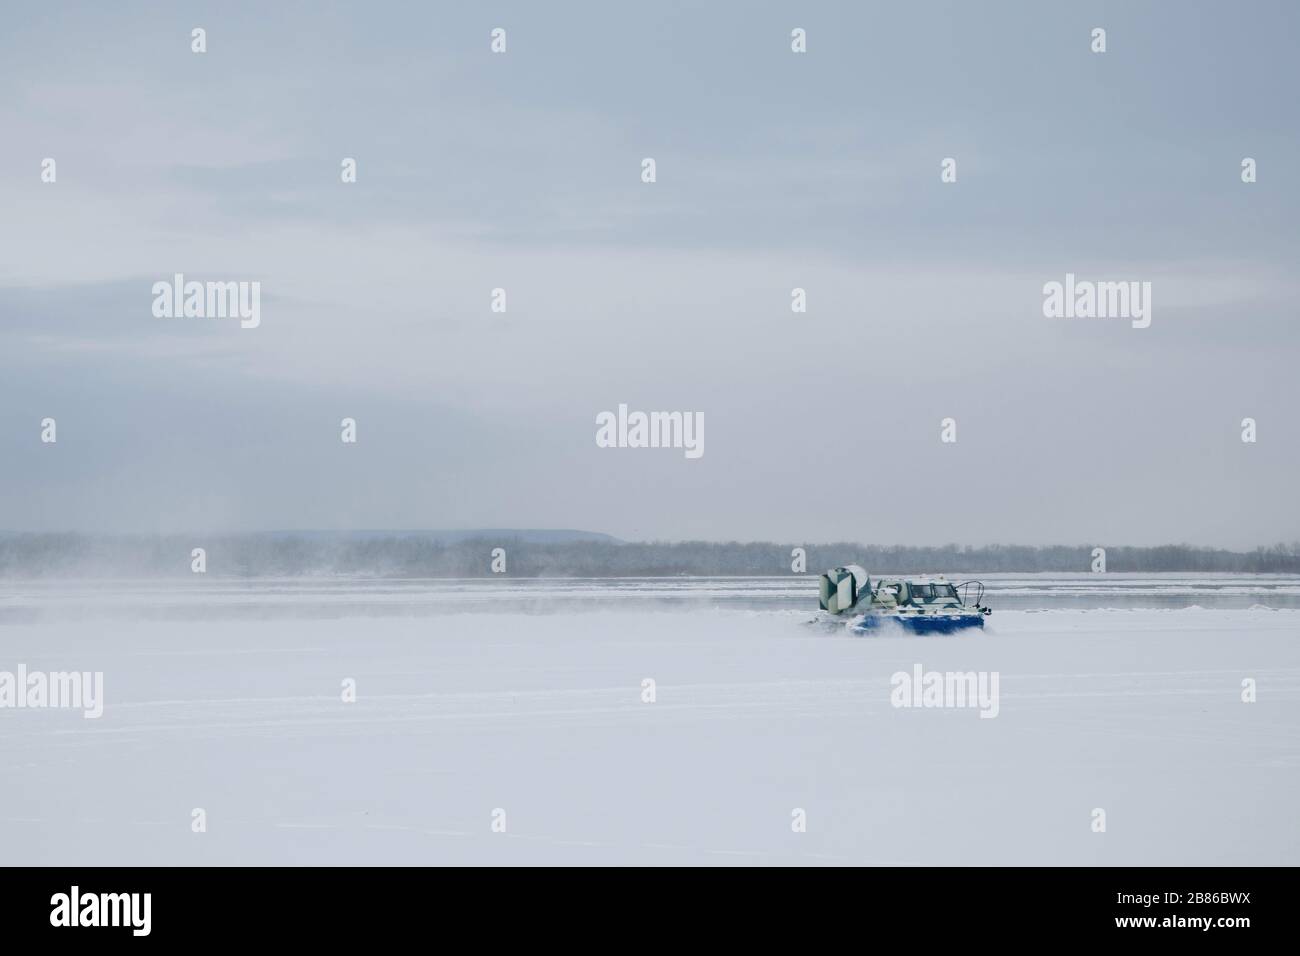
[{"x1": 262, "y1": 529, "x2": 622, "y2": 545}]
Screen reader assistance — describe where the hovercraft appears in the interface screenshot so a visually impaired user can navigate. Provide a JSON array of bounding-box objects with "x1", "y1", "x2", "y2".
[{"x1": 817, "y1": 565, "x2": 991, "y2": 634}]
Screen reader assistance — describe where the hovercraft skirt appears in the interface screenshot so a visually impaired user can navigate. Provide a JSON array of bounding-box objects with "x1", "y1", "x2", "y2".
[{"x1": 851, "y1": 613, "x2": 985, "y2": 635}]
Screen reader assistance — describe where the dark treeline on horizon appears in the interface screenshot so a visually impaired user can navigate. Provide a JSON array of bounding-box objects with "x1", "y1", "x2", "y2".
[{"x1": 2, "y1": 534, "x2": 1300, "y2": 577}]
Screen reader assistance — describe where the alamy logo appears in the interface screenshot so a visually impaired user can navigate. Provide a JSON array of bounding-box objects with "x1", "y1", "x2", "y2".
[
  {"x1": 50, "y1": 886, "x2": 150, "y2": 936},
  {"x1": 0, "y1": 664, "x2": 103, "y2": 718},
  {"x1": 890, "y1": 664, "x2": 999, "y2": 719},
  {"x1": 152, "y1": 273, "x2": 261, "y2": 329},
  {"x1": 1042, "y1": 273, "x2": 1151, "y2": 328},
  {"x1": 595, "y1": 404, "x2": 704, "y2": 459}
]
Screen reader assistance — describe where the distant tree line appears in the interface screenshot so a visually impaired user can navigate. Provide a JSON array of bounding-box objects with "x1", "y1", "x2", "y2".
[{"x1": 2, "y1": 534, "x2": 1299, "y2": 577}]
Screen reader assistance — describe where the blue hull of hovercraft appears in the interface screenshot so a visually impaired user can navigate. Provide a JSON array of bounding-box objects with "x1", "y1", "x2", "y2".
[{"x1": 851, "y1": 613, "x2": 985, "y2": 635}]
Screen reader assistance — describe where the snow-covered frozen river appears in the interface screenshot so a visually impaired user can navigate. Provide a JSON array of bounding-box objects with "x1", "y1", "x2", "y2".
[{"x1": 2, "y1": 576, "x2": 1297, "y2": 865}]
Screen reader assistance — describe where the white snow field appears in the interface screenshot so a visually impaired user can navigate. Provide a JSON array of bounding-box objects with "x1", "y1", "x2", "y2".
[{"x1": 1, "y1": 577, "x2": 1297, "y2": 866}]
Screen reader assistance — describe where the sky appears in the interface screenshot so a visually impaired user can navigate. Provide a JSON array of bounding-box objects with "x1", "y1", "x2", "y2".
[{"x1": 1, "y1": 1, "x2": 1297, "y2": 547}]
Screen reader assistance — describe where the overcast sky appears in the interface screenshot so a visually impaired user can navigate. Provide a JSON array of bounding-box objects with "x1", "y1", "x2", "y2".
[{"x1": 1, "y1": 1, "x2": 1297, "y2": 547}]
